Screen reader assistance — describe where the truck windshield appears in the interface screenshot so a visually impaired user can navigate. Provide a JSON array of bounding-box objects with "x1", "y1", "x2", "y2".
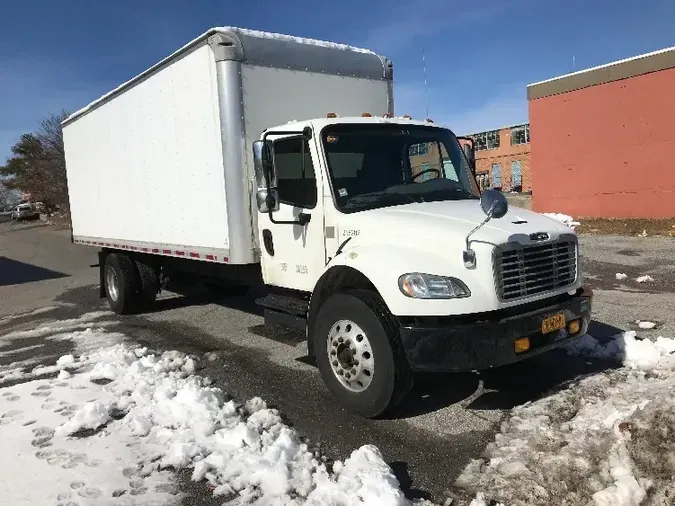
[{"x1": 321, "y1": 124, "x2": 480, "y2": 213}]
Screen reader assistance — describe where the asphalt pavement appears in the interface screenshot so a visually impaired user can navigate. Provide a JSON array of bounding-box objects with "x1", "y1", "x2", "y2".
[{"x1": 1, "y1": 218, "x2": 674, "y2": 504}]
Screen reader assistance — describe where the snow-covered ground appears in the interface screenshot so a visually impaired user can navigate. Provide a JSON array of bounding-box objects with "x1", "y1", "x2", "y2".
[
  {"x1": 1, "y1": 313, "x2": 674, "y2": 506},
  {"x1": 457, "y1": 331, "x2": 675, "y2": 506},
  {"x1": 0, "y1": 313, "x2": 419, "y2": 505}
]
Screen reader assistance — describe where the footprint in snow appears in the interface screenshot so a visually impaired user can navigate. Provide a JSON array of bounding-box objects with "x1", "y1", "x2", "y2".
[
  {"x1": 1, "y1": 410, "x2": 22, "y2": 421},
  {"x1": 31, "y1": 435, "x2": 53, "y2": 448},
  {"x1": 41, "y1": 401, "x2": 58, "y2": 410},
  {"x1": 22, "y1": 420, "x2": 36, "y2": 426},
  {"x1": 77, "y1": 487, "x2": 102, "y2": 499},
  {"x1": 32, "y1": 426, "x2": 55, "y2": 438},
  {"x1": 4, "y1": 395, "x2": 20, "y2": 402}
]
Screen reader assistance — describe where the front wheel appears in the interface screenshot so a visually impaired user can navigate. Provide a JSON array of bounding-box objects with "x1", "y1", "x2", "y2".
[{"x1": 313, "y1": 290, "x2": 413, "y2": 418}]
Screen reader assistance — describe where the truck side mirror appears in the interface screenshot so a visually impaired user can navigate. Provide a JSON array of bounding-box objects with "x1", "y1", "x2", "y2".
[
  {"x1": 480, "y1": 189, "x2": 508, "y2": 219},
  {"x1": 253, "y1": 140, "x2": 279, "y2": 213}
]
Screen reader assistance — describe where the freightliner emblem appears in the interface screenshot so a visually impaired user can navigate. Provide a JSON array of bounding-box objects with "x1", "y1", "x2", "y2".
[{"x1": 529, "y1": 232, "x2": 549, "y2": 241}]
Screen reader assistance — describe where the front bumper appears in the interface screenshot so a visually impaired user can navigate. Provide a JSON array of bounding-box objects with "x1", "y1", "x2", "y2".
[{"x1": 398, "y1": 286, "x2": 592, "y2": 372}]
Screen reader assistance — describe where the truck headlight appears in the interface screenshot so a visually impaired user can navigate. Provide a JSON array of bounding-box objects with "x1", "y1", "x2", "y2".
[{"x1": 398, "y1": 273, "x2": 470, "y2": 299}]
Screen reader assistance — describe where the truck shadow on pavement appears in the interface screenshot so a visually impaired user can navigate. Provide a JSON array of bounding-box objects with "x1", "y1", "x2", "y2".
[
  {"x1": 155, "y1": 287, "x2": 627, "y2": 420},
  {"x1": 0, "y1": 256, "x2": 69, "y2": 287}
]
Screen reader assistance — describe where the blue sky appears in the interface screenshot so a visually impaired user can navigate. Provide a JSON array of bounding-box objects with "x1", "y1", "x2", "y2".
[{"x1": 2, "y1": 0, "x2": 675, "y2": 163}]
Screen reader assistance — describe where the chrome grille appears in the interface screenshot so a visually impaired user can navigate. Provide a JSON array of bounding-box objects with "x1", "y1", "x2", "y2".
[{"x1": 494, "y1": 235, "x2": 578, "y2": 301}]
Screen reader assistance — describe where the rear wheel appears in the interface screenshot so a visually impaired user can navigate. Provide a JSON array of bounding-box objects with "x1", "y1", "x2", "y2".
[
  {"x1": 104, "y1": 253, "x2": 141, "y2": 314},
  {"x1": 313, "y1": 290, "x2": 413, "y2": 418},
  {"x1": 135, "y1": 259, "x2": 159, "y2": 309}
]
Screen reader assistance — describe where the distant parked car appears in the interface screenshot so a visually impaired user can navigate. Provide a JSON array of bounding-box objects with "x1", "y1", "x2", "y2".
[{"x1": 11, "y1": 203, "x2": 40, "y2": 221}]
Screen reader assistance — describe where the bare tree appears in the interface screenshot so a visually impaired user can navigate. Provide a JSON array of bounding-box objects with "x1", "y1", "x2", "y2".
[{"x1": 0, "y1": 110, "x2": 70, "y2": 215}]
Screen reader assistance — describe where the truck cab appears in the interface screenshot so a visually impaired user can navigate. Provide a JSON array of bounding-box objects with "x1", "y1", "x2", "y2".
[{"x1": 254, "y1": 114, "x2": 592, "y2": 417}]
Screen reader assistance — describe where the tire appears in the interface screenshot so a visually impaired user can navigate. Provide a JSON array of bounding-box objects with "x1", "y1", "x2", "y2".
[
  {"x1": 313, "y1": 290, "x2": 413, "y2": 418},
  {"x1": 104, "y1": 253, "x2": 140, "y2": 315},
  {"x1": 135, "y1": 259, "x2": 159, "y2": 309}
]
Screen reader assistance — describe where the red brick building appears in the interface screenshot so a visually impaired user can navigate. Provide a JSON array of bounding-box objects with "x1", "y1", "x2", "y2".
[
  {"x1": 463, "y1": 124, "x2": 531, "y2": 193},
  {"x1": 528, "y1": 46, "x2": 675, "y2": 218}
]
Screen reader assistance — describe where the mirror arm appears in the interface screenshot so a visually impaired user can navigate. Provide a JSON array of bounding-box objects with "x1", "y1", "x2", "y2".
[{"x1": 462, "y1": 203, "x2": 496, "y2": 269}]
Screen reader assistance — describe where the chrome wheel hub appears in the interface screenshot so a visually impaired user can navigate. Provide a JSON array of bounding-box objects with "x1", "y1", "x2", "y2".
[
  {"x1": 327, "y1": 319, "x2": 374, "y2": 393},
  {"x1": 106, "y1": 266, "x2": 119, "y2": 302}
]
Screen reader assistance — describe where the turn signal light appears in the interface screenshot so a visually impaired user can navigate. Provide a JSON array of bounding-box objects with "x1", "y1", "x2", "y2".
[
  {"x1": 514, "y1": 337, "x2": 530, "y2": 354},
  {"x1": 361, "y1": 112, "x2": 372, "y2": 117},
  {"x1": 326, "y1": 112, "x2": 337, "y2": 118},
  {"x1": 568, "y1": 319, "x2": 581, "y2": 335}
]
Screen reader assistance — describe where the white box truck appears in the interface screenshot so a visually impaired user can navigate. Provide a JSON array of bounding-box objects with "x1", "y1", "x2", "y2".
[{"x1": 63, "y1": 27, "x2": 592, "y2": 418}]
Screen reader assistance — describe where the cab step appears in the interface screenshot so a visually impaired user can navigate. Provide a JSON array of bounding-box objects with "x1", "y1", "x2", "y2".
[{"x1": 255, "y1": 293, "x2": 309, "y2": 331}]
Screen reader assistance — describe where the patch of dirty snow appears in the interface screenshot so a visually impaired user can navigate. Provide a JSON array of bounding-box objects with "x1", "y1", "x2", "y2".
[
  {"x1": 543, "y1": 213, "x2": 581, "y2": 231},
  {"x1": 456, "y1": 331, "x2": 675, "y2": 506}
]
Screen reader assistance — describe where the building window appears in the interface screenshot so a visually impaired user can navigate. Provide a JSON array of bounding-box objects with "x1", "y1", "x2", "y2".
[
  {"x1": 510, "y1": 124, "x2": 530, "y2": 145},
  {"x1": 471, "y1": 129, "x2": 500, "y2": 151},
  {"x1": 476, "y1": 171, "x2": 490, "y2": 191},
  {"x1": 491, "y1": 163, "x2": 502, "y2": 188},
  {"x1": 419, "y1": 162, "x2": 431, "y2": 181},
  {"x1": 486, "y1": 130, "x2": 500, "y2": 149},
  {"x1": 511, "y1": 160, "x2": 522, "y2": 191},
  {"x1": 472, "y1": 132, "x2": 487, "y2": 151},
  {"x1": 409, "y1": 143, "x2": 429, "y2": 156}
]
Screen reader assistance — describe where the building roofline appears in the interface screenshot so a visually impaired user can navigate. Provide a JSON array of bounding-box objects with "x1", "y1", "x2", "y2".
[
  {"x1": 527, "y1": 45, "x2": 675, "y2": 100},
  {"x1": 461, "y1": 122, "x2": 529, "y2": 137}
]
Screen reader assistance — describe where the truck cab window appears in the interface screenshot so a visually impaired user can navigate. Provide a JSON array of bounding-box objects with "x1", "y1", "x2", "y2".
[
  {"x1": 323, "y1": 125, "x2": 480, "y2": 213},
  {"x1": 273, "y1": 137, "x2": 317, "y2": 209}
]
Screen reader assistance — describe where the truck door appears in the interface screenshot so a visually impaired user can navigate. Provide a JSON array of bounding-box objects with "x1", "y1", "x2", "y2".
[{"x1": 257, "y1": 135, "x2": 326, "y2": 292}]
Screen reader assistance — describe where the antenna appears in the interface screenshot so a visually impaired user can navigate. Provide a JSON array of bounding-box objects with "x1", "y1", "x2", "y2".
[
  {"x1": 573, "y1": 55, "x2": 576, "y2": 70},
  {"x1": 422, "y1": 48, "x2": 429, "y2": 118}
]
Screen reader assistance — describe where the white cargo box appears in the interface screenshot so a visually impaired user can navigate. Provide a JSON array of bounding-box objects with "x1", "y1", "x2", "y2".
[{"x1": 63, "y1": 27, "x2": 393, "y2": 264}]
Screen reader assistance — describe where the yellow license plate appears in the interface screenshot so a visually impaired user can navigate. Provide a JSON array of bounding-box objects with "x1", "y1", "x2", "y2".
[{"x1": 542, "y1": 312, "x2": 566, "y2": 334}]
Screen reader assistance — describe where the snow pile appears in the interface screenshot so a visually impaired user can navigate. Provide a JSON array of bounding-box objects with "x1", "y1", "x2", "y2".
[
  {"x1": 543, "y1": 213, "x2": 581, "y2": 231},
  {"x1": 616, "y1": 273, "x2": 628, "y2": 281},
  {"x1": 636, "y1": 275, "x2": 654, "y2": 283},
  {"x1": 456, "y1": 331, "x2": 675, "y2": 506},
  {"x1": 0, "y1": 333, "x2": 413, "y2": 505},
  {"x1": 635, "y1": 320, "x2": 656, "y2": 330}
]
